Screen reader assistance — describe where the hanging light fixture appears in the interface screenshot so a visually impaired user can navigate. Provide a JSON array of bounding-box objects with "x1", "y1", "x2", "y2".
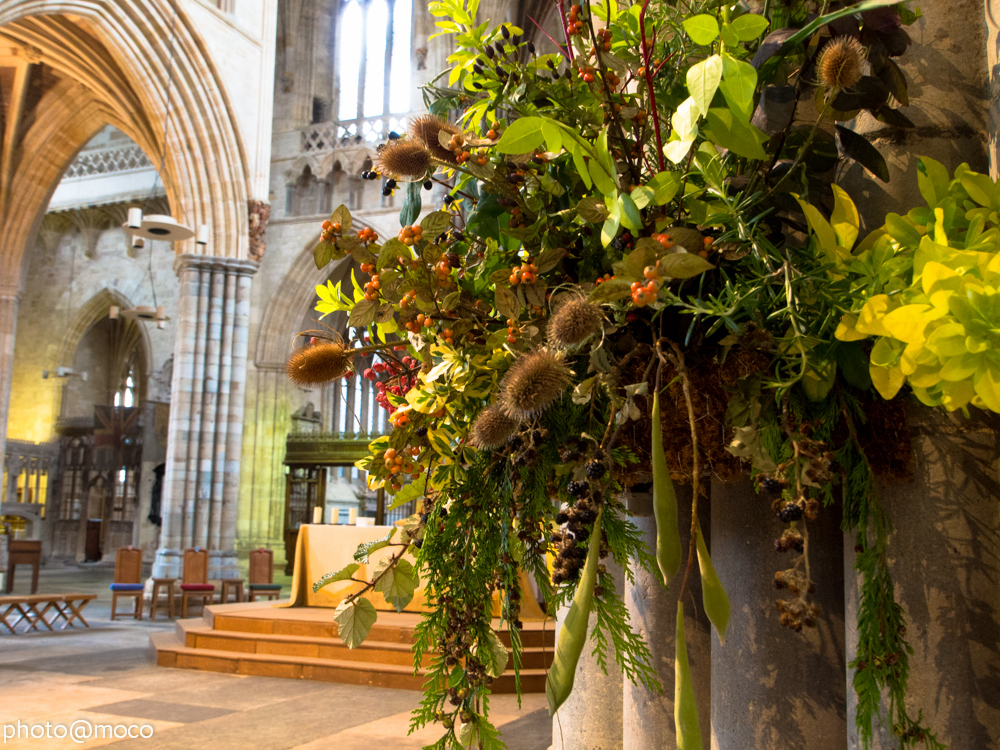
[{"x1": 123, "y1": 210, "x2": 195, "y2": 242}]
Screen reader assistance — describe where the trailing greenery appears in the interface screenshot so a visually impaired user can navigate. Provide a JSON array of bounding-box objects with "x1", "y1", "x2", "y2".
[{"x1": 288, "y1": 1, "x2": 994, "y2": 748}]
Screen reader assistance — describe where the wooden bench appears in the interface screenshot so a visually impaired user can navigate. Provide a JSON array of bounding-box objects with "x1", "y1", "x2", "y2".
[{"x1": 0, "y1": 593, "x2": 97, "y2": 634}]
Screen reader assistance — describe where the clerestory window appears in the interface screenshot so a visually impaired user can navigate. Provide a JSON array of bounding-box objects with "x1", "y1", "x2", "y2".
[{"x1": 337, "y1": 0, "x2": 413, "y2": 121}]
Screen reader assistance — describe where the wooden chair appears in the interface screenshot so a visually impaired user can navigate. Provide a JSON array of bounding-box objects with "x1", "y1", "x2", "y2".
[
  {"x1": 109, "y1": 546, "x2": 144, "y2": 620},
  {"x1": 247, "y1": 548, "x2": 282, "y2": 602},
  {"x1": 180, "y1": 547, "x2": 215, "y2": 617}
]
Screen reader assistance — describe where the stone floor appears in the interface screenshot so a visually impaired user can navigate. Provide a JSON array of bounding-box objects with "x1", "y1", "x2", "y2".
[{"x1": 0, "y1": 566, "x2": 551, "y2": 749}]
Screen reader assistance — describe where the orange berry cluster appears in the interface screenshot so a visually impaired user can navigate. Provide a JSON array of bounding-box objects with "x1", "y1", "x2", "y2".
[
  {"x1": 631, "y1": 278, "x2": 659, "y2": 307},
  {"x1": 383, "y1": 447, "x2": 423, "y2": 480},
  {"x1": 362, "y1": 274, "x2": 381, "y2": 301},
  {"x1": 320, "y1": 220, "x2": 342, "y2": 243},
  {"x1": 509, "y1": 258, "x2": 539, "y2": 285},
  {"x1": 398, "y1": 225, "x2": 423, "y2": 246},
  {"x1": 655, "y1": 232, "x2": 675, "y2": 250},
  {"x1": 434, "y1": 258, "x2": 453, "y2": 285},
  {"x1": 399, "y1": 289, "x2": 417, "y2": 309},
  {"x1": 485, "y1": 121, "x2": 501, "y2": 140},
  {"x1": 565, "y1": 4, "x2": 584, "y2": 35},
  {"x1": 442, "y1": 328, "x2": 455, "y2": 345},
  {"x1": 456, "y1": 150, "x2": 488, "y2": 166},
  {"x1": 505, "y1": 318, "x2": 520, "y2": 344},
  {"x1": 388, "y1": 411, "x2": 410, "y2": 429},
  {"x1": 594, "y1": 273, "x2": 616, "y2": 284},
  {"x1": 590, "y1": 28, "x2": 612, "y2": 55},
  {"x1": 404, "y1": 313, "x2": 434, "y2": 333},
  {"x1": 357, "y1": 226, "x2": 378, "y2": 243}
]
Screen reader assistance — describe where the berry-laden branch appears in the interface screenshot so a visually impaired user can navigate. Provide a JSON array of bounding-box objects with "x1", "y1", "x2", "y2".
[{"x1": 638, "y1": 0, "x2": 665, "y2": 172}]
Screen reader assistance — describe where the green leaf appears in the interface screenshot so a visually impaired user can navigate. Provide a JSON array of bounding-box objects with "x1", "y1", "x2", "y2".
[
  {"x1": 535, "y1": 246, "x2": 566, "y2": 273},
  {"x1": 378, "y1": 238, "x2": 406, "y2": 270},
  {"x1": 674, "y1": 603, "x2": 703, "y2": 749},
  {"x1": 313, "y1": 563, "x2": 360, "y2": 592},
  {"x1": 703, "y1": 109, "x2": 767, "y2": 160},
  {"x1": 541, "y1": 120, "x2": 563, "y2": 152},
  {"x1": 400, "y1": 182, "x2": 422, "y2": 227},
  {"x1": 314, "y1": 240, "x2": 336, "y2": 269},
  {"x1": 421, "y1": 211, "x2": 453, "y2": 236},
  {"x1": 496, "y1": 116, "x2": 546, "y2": 153},
  {"x1": 720, "y1": 54, "x2": 757, "y2": 123},
  {"x1": 648, "y1": 171, "x2": 681, "y2": 205},
  {"x1": 334, "y1": 598, "x2": 378, "y2": 649},
  {"x1": 495, "y1": 285, "x2": 521, "y2": 320},
  {"x1": 720, "y1": 22, "x2": 739, "y2": 48},
  {"x1": 830, "y1": 184, "x2": 859, "y2": 249},
  {"x1": 388, "y1": 477, "x2": 427, "y2": 511},
  {"x1": 917, "y1": 157, "x2": 951, "y2": 208},
  {"x1": 683, "y1": 14, "x2": 719, "y2": 45},
  {"x1": 836, "y1": 125, "x2": 890, "y2": 182},
  {"x1": 730, "y1": 13, "x2": 769, "y2": 41},
  {"x1": 353, "y1": 527, "x2": 397, "y2": 563},
  {"x1": 331, "y1": 204, "x2": 353, "y2": 234},
  {"x1": 577, "y1": 196, "x2": 608, "y2": 223},
  {"x1": 687, "y1": 55, "x2": 724, "y2": 119},
  {"x1": 589, "y1": 159, "x2": 617, "y2": 196},
  {"x1": 479, "y1": 630, "x2": 509, "y2": 679},
  {"x1": 619, "y1": 193, "x2": 643, "y2": 232},
  {"x1": 588, "y1": 278, "x2": 631, "y2": 302},
  {"x1": 695, "y1": 519, "x2": 730, "y2": 645},
  {"x1": 349, "y1": 298, "x2": 379, "y2": 327},
  {"x1": 658, "y1": 252, "x2": 714, "y2": 279},
  {"x1": 374, "y1": 558, "x2": 417, "y2": 612},
  {"x1": 566, "y1": 139, "x2": 593, "y2": 190}
]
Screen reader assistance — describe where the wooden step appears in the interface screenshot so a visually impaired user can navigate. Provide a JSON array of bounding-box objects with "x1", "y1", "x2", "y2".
[
  {"x1": 178, "y1": 621, "x2": 554, "y2": 670},
  {"x1": 151, "y1": 630, "x2": 548, "y2": 693}
]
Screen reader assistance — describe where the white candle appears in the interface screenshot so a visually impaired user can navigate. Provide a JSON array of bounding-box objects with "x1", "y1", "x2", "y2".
[
  {"x1": 326, "y1": 506, "x2": 336, "y2": 524},
  {"x1": 348, "y1": 508, "x2": 358, "y2": 525},
  {"x1": 312, "y1": 506, "x2": 323, "y2": 524}
]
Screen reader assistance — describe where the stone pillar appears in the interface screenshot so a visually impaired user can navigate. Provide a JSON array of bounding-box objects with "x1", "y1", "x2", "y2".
[
  {"x1": 839, "y1": 0, "x2": 990, "y2": 229},
  {"x1": 986, "y1": 0, "x2": 1000, "y2": 176},
  {"x1": 623, "y1": 488, "x2": 711, "y2": 750},
  {"x1": 551, "y1": 554, "x2": 624, "y2": 750},
  {"x1": 0, "y1": 284, "x2": 20, "y2": 489},
  {"x1": 845, "y1": 406, "x2": 1000, "y2": 748},
  {"x1": 710, "y1": 478, "x2": 846, "y2": 750},
  {"x1": 153, "y1": 254, "x2": 258, "y2": 580}
]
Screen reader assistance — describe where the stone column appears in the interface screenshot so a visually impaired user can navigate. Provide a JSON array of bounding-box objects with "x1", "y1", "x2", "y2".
[
  {"x1": 839, "y1": 0, "x2": 990, "y2": 229},
  {"x1": 0, "y1": 284, "x2": 20, "y2": 490},
  {"x1": 710, "y1": 477, "x2": 846, "y2": 750},
  {"x1": 551, "y1": 554, "x2": 625, "y2": 750},
  {"x1": 986, "y1": 0, "x2": 1000, "y2": 177},
  {"x1": 623, "y1": 488, "x2": 711, "y2": 750},
  {"x1": 845, "y1": 406, "x2": 1000, "y2": 748},
  {"x1": 152, "y1": 254, "x2": 258, "y2": 580}
]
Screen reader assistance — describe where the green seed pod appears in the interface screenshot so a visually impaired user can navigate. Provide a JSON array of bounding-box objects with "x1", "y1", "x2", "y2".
[
  {"x1": 545, "y1": 508, "x2": 603, "y2": 715},
  {"x1": 652, "y1": 389, "x2": 681, "y2": 585},
  {"x1": 695, "y1": 518, "x2": 731, "y2": 646},
  {"x1": 674, "y1": 603, "x2": 703, "y2": 750}
]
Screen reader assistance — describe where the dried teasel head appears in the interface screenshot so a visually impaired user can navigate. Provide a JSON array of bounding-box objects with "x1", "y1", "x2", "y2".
[
  {"x1": 286, "y1": 340, "x2": 354, "y2": 386},
  {"x1": 499, "y1": 349, "x2": 571, "y2": 420},
  {"x1": 469, "y1": 404, "x2": 520, "y2": 449},
  {"x1": 548, "y1": 294, "x2": 602, "y2": 348},
  {"x1": 409, "y1": 114, "x2": 460, "y2": 163},
  {"x1": 817, "y1": 36, "x2": 865, "y2": 91},
  {"x1": 377, "y1": 139, "x2": 433, "y2": 181}
]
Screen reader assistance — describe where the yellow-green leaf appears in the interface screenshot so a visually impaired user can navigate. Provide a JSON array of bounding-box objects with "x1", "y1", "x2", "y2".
[
  {"x1": 683, "y1": 14, "x2": 719, "y2": 45},
  {"x1": 334, "y1": 598, "x2": 378, "y2": 649},
  {"x1": 830, "y1": 185, "x2": 859, "y2": 250},
  {"x1": 870, "y1": 364, "x2": 905, "y2": 400},
  {"x1": 835, "y1": 314, "x2": 869, "y2": 342},
  {"x1": 687, "y1": 55, "x2": 723, "y2": 119},
  {"x1": 719, "y1": 54, "x2": 756, "y2": 122}
]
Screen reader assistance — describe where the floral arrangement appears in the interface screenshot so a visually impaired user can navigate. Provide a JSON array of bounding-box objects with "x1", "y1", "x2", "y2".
[{"x1": 284, "y1": 1, "x2": 993, "y2": 748}]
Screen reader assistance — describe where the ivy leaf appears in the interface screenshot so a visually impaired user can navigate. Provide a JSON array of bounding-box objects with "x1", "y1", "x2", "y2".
[
  {"x1": 334, "y1": 598, "x2": 378, "y2": 649},
  {"x1": 349, "y1": 298, "x2": 379, "y2": 327},
  {"x1": 495, "y1": 286, "x2": 521, "y2": 320},
  {"x1": 353, "y1": 527, "x2": 397, "y2": 563},
  {"x1": 496, "y1": 116, "x2": 546, "y2": 153},
  {"x1": 400, "y1": 182, "x2": 422, "y2": 227},
  {"x1": 729, "y1": 13, "x2": 769, "y2": 41},
  {"x1": 313, "y1": 562, "x2": 360, "y2": 592},
  {"x1": 836, "y1": 125, "x2": 890, "y2": 182},
  {"x1": 374, "y1": 558, "x2": 418, "y2": 612},
  {"x1": 683, "y1": 14, "x2": 719, "y2": 45},
  {"x1": 687, "y1": 55, "x2": 723, "y2": 119},
  {"x1": 657, "y1": 253, "x2": 714, "y2": 279}
]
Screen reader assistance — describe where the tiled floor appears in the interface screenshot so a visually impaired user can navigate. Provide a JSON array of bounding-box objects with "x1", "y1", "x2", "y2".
[{"x1": 0, "y1": 566, "x2": 551, "y2": 749}]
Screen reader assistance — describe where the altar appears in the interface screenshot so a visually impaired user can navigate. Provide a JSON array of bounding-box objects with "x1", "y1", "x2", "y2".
[{"x1": 284, "y1": 523, "x2": 546, "y2": 619}]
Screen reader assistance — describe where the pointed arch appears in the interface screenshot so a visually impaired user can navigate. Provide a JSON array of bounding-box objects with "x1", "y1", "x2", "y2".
[{"x1": 57, "y1": 287, "x2": 153, "y2": 382}]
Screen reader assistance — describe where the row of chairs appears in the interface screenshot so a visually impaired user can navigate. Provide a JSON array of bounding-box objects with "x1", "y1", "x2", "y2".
[{"x1": 110, "y1": 547, "x2": 283, "y2": 620}]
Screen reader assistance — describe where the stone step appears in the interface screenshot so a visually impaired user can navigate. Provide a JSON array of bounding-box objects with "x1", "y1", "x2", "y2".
[
  {"x1": 150, "y1": 630, "x2": 548, "y2": 693},
  {"x1": 176, "y1": 619, "x2": 554, "y2": 670}
]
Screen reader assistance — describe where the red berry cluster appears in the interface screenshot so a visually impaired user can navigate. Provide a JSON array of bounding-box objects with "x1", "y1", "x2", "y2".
[
  {"x1": 368, "y1": 354, "x2": 419, "y2": 415},
  {"x1": 565, "y1": 4, "x2": 584, "y2": 35},
  {"x1": 398, "y1": 225, "x2": 423, "y2": 246},
  {"x1": 320, "y1": 220, "x2": 342, "y2": 243},
  {"x1": 590, "y1": 28, "x2": 612, "y2": 55},
  {"x1": 357, "y1": 226, "x2": 378, "y2": 243},
  {"x1": 594, "y1": 273, "x2": 616, "y2": 284},
  {"x1": 505, "y1": 318, "x2": 520, "y2": 344},
  {"x1": 509, "y1": 258, "x2": 539, "y2": 285}
]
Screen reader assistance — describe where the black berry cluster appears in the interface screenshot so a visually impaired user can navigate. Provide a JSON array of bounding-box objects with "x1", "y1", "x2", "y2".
[{"x1": 778, "y1": 502, "x2": 804, "y2": 523}]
